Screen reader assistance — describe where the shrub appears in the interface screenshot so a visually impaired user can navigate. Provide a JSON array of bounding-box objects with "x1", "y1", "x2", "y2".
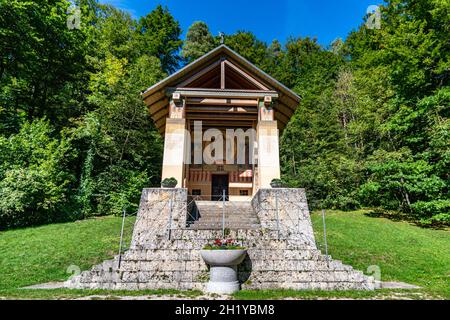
[
  {"x1": 411, "y1": 200, "x2": 450, "y2": 226},
  {"x1": 95, "y1": 164, "x2": 149, "y2": 216},
  {"x1": 0, "y1": 119, "x2": 76, "y2": 229},
  {"x1": 161, "y1": 177, "x2": 177, "y2": 188},
  {"x1": 270, "y1": 178, "x2": 285, "y2": 188}
]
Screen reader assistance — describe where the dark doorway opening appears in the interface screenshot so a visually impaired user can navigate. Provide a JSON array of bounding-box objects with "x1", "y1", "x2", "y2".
[{"x1": 211, "y1": 174, "x2": 229, "y2": 201}]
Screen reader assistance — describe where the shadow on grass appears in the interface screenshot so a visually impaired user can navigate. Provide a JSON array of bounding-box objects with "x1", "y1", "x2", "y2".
[
  {"x1": 0, "y1": 288, "x2": 204, "y2": 300},
  {"x1": 363, "y1": 209, "x2": 448, "y2": 230},
  {"x1": 233, "y1": 288, "x2": 433, "y2": 300}
]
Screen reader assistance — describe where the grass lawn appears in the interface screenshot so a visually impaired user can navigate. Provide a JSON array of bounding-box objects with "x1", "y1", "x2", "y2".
[
  {"x1": 236, "y1": 210, "x2": 449, "y2": 300},
  {"x1": 0, "y1": 210, "x2": 448, "y2": 299}
]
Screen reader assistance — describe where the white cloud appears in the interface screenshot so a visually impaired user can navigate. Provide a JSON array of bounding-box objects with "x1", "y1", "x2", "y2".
[{"x1": 98, "y1": 0, "x2": 138, "y2": 17}]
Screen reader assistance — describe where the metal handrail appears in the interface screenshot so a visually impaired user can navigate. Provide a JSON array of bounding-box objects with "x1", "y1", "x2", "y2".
[
  {"x1": 117, "y1": 190, "x2": 324, "y2": 269},
  {"x1": 183, "y1": 193, "x2": 254, "y2": 234},
  {"x1": 321, "y1": 209, "x2": 330, "y2": 263},
  {"x1": 118, "y1": 195, "x2": 172, "y2": 260},
  {"x1": 250, "y1": 194, "x2": 316, "y2": 245},
  {"x1": 117, "y1": 208, "x2": 139, "y2": 268}
]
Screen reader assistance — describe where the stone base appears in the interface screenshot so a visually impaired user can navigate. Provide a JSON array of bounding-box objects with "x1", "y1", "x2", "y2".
[
  {"x1": 206, "y1": 281, "x2": 240, "y2": 294},
  {"x1": 65, "y1": 188, "x2": 378, "y2": 291}
]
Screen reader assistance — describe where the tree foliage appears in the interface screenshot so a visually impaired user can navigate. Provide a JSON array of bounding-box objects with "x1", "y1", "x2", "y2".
[
  {"x1": 0, "y1": 0, "x2": 448, "y2": 229},
  {"x1": 182, "y1": 21, "x2": 216, "y2": 62},
  {"x1": 0, "y1": 119, "x2": 76, "y2": 229}
]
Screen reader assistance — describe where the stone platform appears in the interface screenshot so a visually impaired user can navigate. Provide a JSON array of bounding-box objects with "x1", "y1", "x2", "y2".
[{"x1": 65, "y1": 188, "x2": 378, "y2": 291}]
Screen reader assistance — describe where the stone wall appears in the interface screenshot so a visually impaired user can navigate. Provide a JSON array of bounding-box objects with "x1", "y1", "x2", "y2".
[
  {"x1": 251, "y1": 188, "x2": 316, "y2": 248},
  {"x1": 130, "y1": 188, "x2": 188, "y2": 248},
  {"x1": 65, "y1": 188, "x2": 378, "y2": 291}
]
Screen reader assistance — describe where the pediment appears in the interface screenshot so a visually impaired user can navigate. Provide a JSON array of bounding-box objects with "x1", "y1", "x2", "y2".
[
  {"x1": 175, "y1": 56, "x2": 272, "y2": 91},
  {"x1": 142, "y1": 45, "x2": 301, "y2": 135}
]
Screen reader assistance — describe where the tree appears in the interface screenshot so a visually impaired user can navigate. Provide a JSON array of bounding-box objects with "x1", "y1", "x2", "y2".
[
  {"x1": 136, "y1": 5, "x2": 182, "y2": 73},
  {"x1": 182, "y1": 21, "x2": 216, "y2": 62},
  {"x1": 74, "y1": 53, "x2": 165, "y2": 216},
  {"x1": 0, "y1": 0, "x2": 90, "y2": 132},
  {"x1": 225, "y1": 31, "x2": 268, "y2": 67}
]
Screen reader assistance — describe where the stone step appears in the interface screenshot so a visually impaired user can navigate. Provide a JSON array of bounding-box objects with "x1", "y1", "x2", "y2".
[
  {"x1": 193, "y1": 213, "x2": 257, "y2": 218},
  {"x1": 189, "y1": 222, "x2": 260, "y2": 229},
  {"x1": 195, "y1": 201, "x2": 252, "y2": 205},
  {"x1": 196, "y1": 210, "x2": 255, "y2": 214},
  {"x1": 195, "y1": 215, "x2": 256, "y2": 219},
  {"x1": 196, "y1": 208, "x2": 254, "y2": 212},
  {"x1": 196, "y1": 213, "x2": 254, "y2": 216},
  {"x1": 189, "y1": 225, "x2": 259, "y2": 230},
  {"x1": 190, "y1": 219, "x2": 259, "y2": 225}
]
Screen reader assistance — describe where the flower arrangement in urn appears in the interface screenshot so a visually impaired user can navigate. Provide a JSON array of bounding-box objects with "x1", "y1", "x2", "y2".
[
  {"x1": 200, "y1": 239, "x2": 247, "y2": 294},
  {"x1": 203, "y1": 238, "x2": 245, "y2": 250}
]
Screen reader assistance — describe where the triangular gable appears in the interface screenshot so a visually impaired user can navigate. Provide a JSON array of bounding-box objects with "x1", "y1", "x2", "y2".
[
  {"x1": 142, "y1": 45, "x2": 301, "y2": 135},
  {"x1": 176, "y1": 57, "x2": 271, "y2": 91}
]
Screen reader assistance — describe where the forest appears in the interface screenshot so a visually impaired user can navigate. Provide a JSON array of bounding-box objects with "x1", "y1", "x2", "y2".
[{"x1": 0, "y1": 0, "x2": 448, "y2": 230}]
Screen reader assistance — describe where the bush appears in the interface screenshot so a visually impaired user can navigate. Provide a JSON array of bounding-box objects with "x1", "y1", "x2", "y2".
[
  {"x1": 161, "y1": 177, "x2": 177, "y2": 188},
  {"x1": 270, "y1": 178, "x2": 285, "y2": 188},
  {"x1": 0, "y1": 119, "x2": 76, "y2": 229},
  {"x1": 411, "y1": 200, "x2": 450, "y2": 226},
  {"x1": 95, "y1": 163, "x2": 149, "y2": 216}
]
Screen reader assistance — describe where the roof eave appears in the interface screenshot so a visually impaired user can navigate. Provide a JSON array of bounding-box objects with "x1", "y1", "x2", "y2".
[{"x1": 141, "y1": 45, "x2": 301, "y2": 104}]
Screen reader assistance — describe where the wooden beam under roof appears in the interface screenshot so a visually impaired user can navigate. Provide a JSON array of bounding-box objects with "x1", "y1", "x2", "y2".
[
  {"x1": 187, "y1": 106, "x2": 257, "y2": 113},
  {"x1": 144, "y1": 90, "x2": 165, "y2": 105},
  {"x1": 191, "y1": 120, "x2": 254, "y2": 128},
  {"x1": 279, "y1": 92, "x2": 300, "y2": 112},
  {"x1": 177, "y1": 59, "x2": 221, "y2": 87},
  {"x1": 153, "y1": 106, "x2": 168, "y2": 122},
  {"x1": 275, "y1": 101, "x2": 295, "y2": 119},
  {"x1": 142, "y1": 45, "x2": 300, "y2": 104},
  {"x1": 224, "y1": 60, "x2": 269, "y2": 90},
  {"x1": 273, "y1": 108, "x2": 290, "y2": 125},
  {"x1": 149, "y1": 98, "x2": 169, "y2": 115},
  {"x1": 186, "y1": 113, "x2": 257, "y2": 121},
  {"x1": 186, "y1": 97, "x2": 258, "y2": 106},
  {"x1": 220, "y1": 59, "x2": 225, "y2": 89},
  {"x1": 167, "y1": 88, "x2": 279, "y2": 99}
]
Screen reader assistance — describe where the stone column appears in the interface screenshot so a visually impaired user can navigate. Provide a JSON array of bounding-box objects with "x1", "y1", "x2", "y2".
[
  {"x1": 161, "y1": 118, "x2": 187, "y2": 188},
  {"x1": 256, "y1": 120, "x2": 280, "y2": 189}
]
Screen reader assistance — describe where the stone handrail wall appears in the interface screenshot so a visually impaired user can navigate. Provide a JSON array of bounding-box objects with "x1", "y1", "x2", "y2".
[
  {"x1": 130, "y1": 188, "x2": 188, "y2": 249},
  {"x1": 251, "y1": 188, "x2": 316, "y2": 248}
]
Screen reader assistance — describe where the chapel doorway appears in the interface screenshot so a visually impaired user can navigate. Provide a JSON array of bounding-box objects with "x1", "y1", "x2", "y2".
[{"x1": 211, "y1": 174, "x2": 229, "y2": 201}]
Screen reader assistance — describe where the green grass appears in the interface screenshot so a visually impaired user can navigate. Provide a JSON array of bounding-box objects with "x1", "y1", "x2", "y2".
[
  {"x1": 235, "y1": 210, "x2": 449, "y2": 300},
  {"x1": 0, "y1": 210, "x2": 448, "y2": 299}
]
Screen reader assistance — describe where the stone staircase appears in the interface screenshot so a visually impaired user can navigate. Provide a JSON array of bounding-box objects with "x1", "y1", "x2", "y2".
[
  {"x1": 188, "y1": 201, "x2": 260, "y2": 230},
  {"x1": 64, "y1": 188, "x2": 379, "y2": 291},
  {"x1": 65, "y1": 229, "x2": 378, "y2": 291}
]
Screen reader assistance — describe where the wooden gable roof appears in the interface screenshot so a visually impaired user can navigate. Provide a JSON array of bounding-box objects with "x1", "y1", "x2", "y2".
[{"x1": 142, "y1": 45, "x2": 300, "y2": 134}]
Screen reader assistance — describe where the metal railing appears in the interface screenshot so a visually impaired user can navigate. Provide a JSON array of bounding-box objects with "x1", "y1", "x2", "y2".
[
  {"x1": 251, "y1": 193, "x2": 317, "y2": 246},
  {"x1": 117, "y1": 195, "x2": 172, "y2": 268},
  {"x1": 184, "y1": 191, "x2": 253, "y2": 238},
  {"x1": 117, "y1": 208, "x2": 139, "y2": 268},
  {"x1": 116, "y1": 190, "x2": 329, "y2": 267}
]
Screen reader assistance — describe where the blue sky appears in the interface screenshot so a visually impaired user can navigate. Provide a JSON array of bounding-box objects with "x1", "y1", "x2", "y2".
[{"x1": 99, "y1": 0, "x2": 382, "y2": 47}]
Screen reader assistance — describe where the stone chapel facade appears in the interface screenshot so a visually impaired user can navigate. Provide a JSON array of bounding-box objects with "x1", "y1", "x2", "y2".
[{"x1": 65, "y1": 46, "x2": 377, "y2": 291}]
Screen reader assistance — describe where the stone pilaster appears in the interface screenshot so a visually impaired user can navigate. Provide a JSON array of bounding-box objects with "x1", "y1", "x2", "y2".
[
  {"x1": 256, "y1": 120, "x2": 281, "y2": 188},
  {"x1": 161, "y1": 118, "x2": 187, "y2": 188}
]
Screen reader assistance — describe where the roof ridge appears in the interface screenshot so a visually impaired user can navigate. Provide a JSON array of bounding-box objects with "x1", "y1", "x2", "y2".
[{"x1": 142, "y1": 44, "x2": 300, "y2": 102}]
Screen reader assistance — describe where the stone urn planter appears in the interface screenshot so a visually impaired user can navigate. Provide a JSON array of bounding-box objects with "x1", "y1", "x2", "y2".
[{"x1": 200, "y1": 247, "x2": 247, "y2": 294}]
